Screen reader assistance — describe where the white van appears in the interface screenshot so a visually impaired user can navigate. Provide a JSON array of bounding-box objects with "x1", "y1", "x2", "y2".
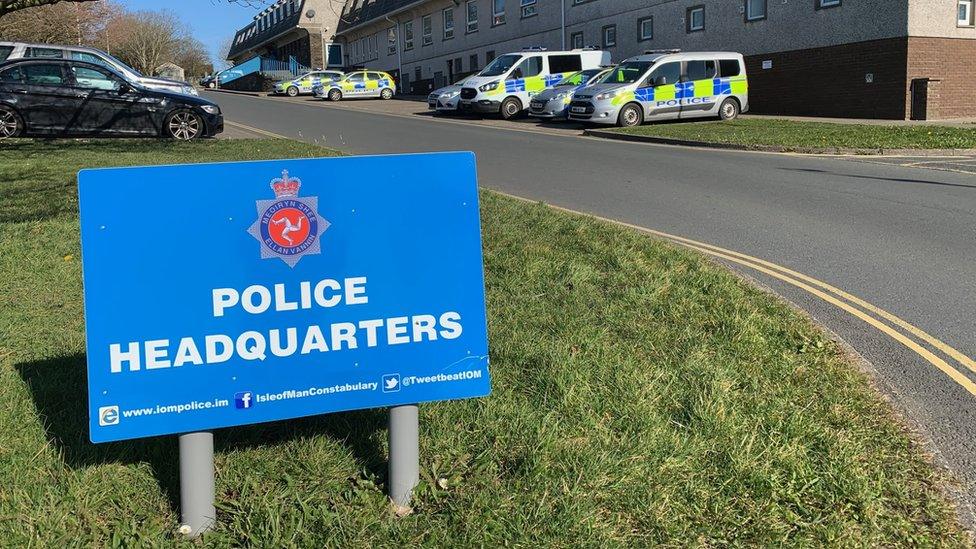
[
  {"x1": 0, "y1": 41, "x2": 198, "y2": 96},
  {"x1": 568, "y1": 51, "x2": 748, "y2": 127},
  {"x1": 459, "y1": 48, "x2": 611, "y2": 119}
]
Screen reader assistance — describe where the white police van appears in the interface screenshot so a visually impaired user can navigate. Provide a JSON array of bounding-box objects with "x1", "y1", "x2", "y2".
[
  {"x1": 459, "y1": 48, "x2": 611, "y2": 119},
  {"x1": 568, "y1": 50, "x2": 748, "y2": 127}
]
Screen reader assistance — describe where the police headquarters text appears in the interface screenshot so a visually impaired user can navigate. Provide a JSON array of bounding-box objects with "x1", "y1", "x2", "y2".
[{"x1": 107, "y1": 277, "x2": 464, "y2": 373}]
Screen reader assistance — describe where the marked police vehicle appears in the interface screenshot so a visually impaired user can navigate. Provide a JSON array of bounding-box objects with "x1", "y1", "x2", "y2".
[
  {"x1": 568, "y1": 50, "x2": 748, "y2": 127},
  {"x1": 274, "y1": 70, "x2": 344, "y2": 96},
  {"x1": 528, "y1": 66, "x2": 613, "y2": 121},
  {"x1": 459, "y1": 47, "x2": 611, "y2": 119},
  {"x1": 428, "y1": 75, "x2": 473, "y2": 114},
  {"x1": 313, "y1": 70, "x2": 396, "y2": 101}
]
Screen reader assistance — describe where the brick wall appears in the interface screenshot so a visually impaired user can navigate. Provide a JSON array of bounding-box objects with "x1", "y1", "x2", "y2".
[
  {"x1": 907, "y1": 37, "x2": 976, "y2": 120},
  {"x1": 745, "y1": 38, "x2": 909, "y2": 120}
]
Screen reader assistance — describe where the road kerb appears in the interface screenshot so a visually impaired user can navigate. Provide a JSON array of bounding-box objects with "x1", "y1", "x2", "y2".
[{"x1": 582, "y1": 128, "x2": 976, "y2": 157}]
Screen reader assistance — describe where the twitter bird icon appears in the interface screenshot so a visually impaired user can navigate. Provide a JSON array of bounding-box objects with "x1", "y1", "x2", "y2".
[{"x1": 382, "y1": 374, "x2": 401, "y2": 393}]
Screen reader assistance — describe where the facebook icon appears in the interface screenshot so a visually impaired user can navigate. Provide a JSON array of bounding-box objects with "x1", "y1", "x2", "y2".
[{"x1": 235, "y1": 391, "x2": 253, "y2": 409}]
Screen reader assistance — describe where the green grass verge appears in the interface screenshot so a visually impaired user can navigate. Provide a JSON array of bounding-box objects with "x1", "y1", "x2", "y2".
[
  {"x1": 0, "y1": 139, "x2": 968, "y2": 547},
  {"x1": 610, "y1": 118, "x2": 976, "y2": 150}
]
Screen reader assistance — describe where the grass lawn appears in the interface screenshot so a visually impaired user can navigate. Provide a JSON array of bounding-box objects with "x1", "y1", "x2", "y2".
[
  {"x1": 0, "y1": 138, "x2": 968, "y2": 547},
  {"x1": 610, "y1": 118, "x2": 976, "y2": 150}
]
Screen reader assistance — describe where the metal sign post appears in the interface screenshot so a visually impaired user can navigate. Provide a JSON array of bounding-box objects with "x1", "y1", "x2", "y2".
[
  {"x1": 388, "y1": 404, "x2": 420, "y2": 513},
  {"x1": 178, "y1": 432, "x2": 216, "y2": 537}
]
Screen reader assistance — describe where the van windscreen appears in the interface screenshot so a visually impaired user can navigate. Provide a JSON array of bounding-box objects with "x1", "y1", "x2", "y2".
[
  {"x1": 0, "y1": 46, "x2": 12, "y2": 62},
  {"x1": 480, "y1": 54, "x2": 522, "y2": 77},
  {"x1": 603, "y1": 61, "x2": 653, "y2": 85}
]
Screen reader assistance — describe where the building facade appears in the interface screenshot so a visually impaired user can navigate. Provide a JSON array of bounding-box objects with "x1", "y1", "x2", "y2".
[
  {"x1": 227, "y1": 0, "x2": 347, "y2": 71},
  {"x1": 329, "y1": 0, "x2": 975, "y2": 120}
]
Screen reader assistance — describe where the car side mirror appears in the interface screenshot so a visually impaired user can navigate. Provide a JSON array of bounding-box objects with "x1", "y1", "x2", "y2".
[
  {"x1": 652, "y1": 76, "x2": 667, "y2": 87},
  {"x1": 117, "y1": 82, "x2": 131, "y2": 95}
]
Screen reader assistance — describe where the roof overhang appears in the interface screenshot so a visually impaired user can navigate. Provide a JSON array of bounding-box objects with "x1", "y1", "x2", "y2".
[{"x1": 336, "y1": 0, "x2": 430, "y2": 37}]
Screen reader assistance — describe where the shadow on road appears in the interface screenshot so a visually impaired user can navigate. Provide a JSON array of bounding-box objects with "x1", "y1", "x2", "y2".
[{"x1": 782, "y1": 167, "x2": 976, "y2": 190}]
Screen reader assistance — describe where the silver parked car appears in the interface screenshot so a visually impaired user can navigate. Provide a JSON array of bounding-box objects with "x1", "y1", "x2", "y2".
[
  {"x1": 427, "y1": 76, "x2": 472, "y2": 114},
  {"x1": 0, "y1": 41, "x2": 198, "y2": 96},
  {"x1": 528, "y1": 66, "x2": 613, "y2": 121}
]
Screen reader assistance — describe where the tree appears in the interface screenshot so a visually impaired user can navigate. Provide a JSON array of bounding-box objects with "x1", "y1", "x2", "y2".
[
  {"x1": 108, "y1": 10, "x2": 181, "y2": 75},
  {"x1": 0, "y1": 1, "x2": 118, "y2": 44},
  {"x1": 0, "y1": 0, "x2": 271, "y2": 19}
]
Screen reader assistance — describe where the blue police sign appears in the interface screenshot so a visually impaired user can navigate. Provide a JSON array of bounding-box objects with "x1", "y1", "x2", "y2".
[{"x1": 79, "y1": 153, "x2": 490, "y2": 443}]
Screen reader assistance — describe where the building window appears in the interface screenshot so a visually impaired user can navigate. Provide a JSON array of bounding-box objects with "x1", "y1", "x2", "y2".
[
  {"x1": 817, "y1": 0, "x2": 841, "y2": 8},
  {"x1": 959, "y1": 0, "x2": 974, "y2": 26},
  {"x1": 422, "y1": 14, "x2": 432, "y2": 45},
  {"x1": 443, "y1": 7, "x2": 455, "y2": 39},
  {"x1": 454, "y1": 57, "x2": 463, "y2": 74},
  {"x1": 570, "y1": 31, "x2": 583, "y2": 49},
  {"x1": 602, "y1": 25, "x2": 616, "y2": 48},
  {"x1": 469, "y1": 53, "x2": 479, "y2": 71},
  {"x1": 403, "y1": 21, "x2": 414, "y2": 50},
  {"x1": 387, "y1": 27, "x2": 397, "y2": 54},
  {"x1": 746, "y1": 0, "x2": 766, "y2": 21},
  {"x1": 414, "y1": 66, "x2": 421, "y2": 82},
  {"x1": 466, "y1": 0, "x2": 478, "y2": 32},
  {"x1": 521, "y1": 0, "x2": 537, "y2": 18},
  {"x1": 638, "y1": 17, "x2": 653, "y2": 40},
  {"x1": 492, "y1": 0, "x2": 505, "y2": 25},
  {"x1": 687, "y1": 6, "x2": 705, "y2": 32}
]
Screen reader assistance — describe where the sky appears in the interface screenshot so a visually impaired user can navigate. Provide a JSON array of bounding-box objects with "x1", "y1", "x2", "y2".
[{"x1": 121, "y1": 0, "x2": 268, "y2": 67}]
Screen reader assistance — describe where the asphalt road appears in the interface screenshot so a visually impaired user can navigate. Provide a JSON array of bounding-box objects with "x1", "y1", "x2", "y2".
[{"x1": 207, "y1": 91, "x2": 976, "y2": 521}]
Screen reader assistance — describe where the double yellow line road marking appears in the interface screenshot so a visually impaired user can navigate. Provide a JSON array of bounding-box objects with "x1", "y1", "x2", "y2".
[{"x1": 497, "y1": 193, "x2": 976, "y2": 398}]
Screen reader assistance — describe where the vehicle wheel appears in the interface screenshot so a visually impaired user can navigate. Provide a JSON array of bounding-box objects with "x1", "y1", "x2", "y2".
[
  {"x1": 328, "y1": 89, "x2": 343, "y2": 102},
  {"x1": 617, "y1": 103, "x2": 643, "y2": 127},
  {"x1": 719, "y1": 97, "x2": 740, "y2": 121},
  {"x1": 0, "y1": 105, "x2": 23, "y2": 138},
  {"x1": 165, "y1": 109, "x2": 204, "y2": 140},
  {"x1": 286, "y1": 86, "x2": 300, "y2": 97},
  {"x1": 500, "y1": 97, "x2": 523, "y2": 120},
  {"x1": 380, "y1": 88, "x2": 394, "y2": 100},
  {"x1": 207, "y1": 82, "x2": 216, "y2": 89}
]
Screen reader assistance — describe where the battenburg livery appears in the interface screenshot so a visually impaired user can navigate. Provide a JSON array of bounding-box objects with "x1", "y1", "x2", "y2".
[
  {"x1": 248, "y1": 170, "x2": 329, "y2": 267},
  {"x1": 459, "y1": 48, "x2": 610, "y2": 119},
  {"x1": 313, "y1": 70, "x2": 397, "y2": 101},
  {"x1": 568, "y1": 51, "x2": 748, "y2": 127}
]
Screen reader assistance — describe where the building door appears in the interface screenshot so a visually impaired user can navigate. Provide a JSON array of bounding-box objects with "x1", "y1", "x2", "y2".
[
  {"x1": 325, "y1": 43, "x2": 343, "y2": 68},
  {"x1": 447, "y1": 59, "x2": 454, "y2": 83},
  {"x1": 910, "y1": 78, "x2": 928, "y2": 121}
]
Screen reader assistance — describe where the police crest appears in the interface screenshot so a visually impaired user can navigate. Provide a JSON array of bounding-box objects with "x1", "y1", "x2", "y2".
[{"x1": 248, "y1": 170, "x2": 329, "y2": 267}]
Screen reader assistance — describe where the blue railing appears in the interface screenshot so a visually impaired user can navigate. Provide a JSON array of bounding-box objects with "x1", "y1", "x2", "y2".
[{"x1": 218, "y1": 56, "x2": 311, "y2": 86}]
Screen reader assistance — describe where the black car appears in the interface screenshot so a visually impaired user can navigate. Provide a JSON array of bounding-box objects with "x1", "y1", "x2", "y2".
[{"x1": 0, "y1": 58, "x2": 222, "y2": 140}]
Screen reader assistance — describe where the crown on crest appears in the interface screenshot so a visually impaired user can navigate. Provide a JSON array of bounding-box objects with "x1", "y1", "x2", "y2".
[{"x1": 270, "y1": 170, "x2": 301, "y2": 198}]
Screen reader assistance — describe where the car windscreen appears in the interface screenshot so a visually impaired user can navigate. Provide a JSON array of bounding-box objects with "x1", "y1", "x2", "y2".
[
  {"x1": 0, "y1": 46, "x2": 12, "y2": 62},
  {"x1": 602, "y1": 61, "x2": 653, "y2": 85},
  {"x1": 557, "y1": 68, "x2": 603, "y2": 87},
  {"x1": 478, "y1": 54, "x2": 521, "y2": 77},
  {"x1": 99, "y1": 50, "x2": 143, "y2": 77}
]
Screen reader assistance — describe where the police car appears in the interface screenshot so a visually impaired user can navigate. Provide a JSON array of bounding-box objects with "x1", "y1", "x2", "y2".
[
  {"x1": 528, "y1": 66, "x2": 613, "y2": 120},
  {"x1": 568, "y1": 50, "x2": 748, "y2": 127},
  {"x1": 428, "y1": 76, "x2": 472, "y2": 114},
  {"x1": 313, "y1": 70, "x2": 397, "y2": 101},
  {"x1": 274, "y1": 70, "x2": 344, "y2": 97},
  {"x1": 459, "y1": 48, "x2": 610, "y2": 119}
]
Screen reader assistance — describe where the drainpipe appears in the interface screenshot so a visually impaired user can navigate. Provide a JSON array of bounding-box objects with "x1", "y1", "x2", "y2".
[
  {"x1": 384, "y1": 14, "x2": 403, "y2": 86},
  {"x1": 560, "y1": 0, "x2": 566, "y2": 49}
]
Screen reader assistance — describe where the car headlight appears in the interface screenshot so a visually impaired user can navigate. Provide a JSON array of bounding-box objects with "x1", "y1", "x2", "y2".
[
  {"x1": 478, "y1": 81, "x2": 499, "y2": 92},
  {"x1": 595, "y1": 90, "x2": 618, "y2": 101},
  {"x1": 201, "y1": 105, "x2": 219, "y2": 115},
  {"x1": 184, "y1": 85, "x2": 199, "y2": 96},
  {"x1": 445, "y1": 90, "x2": 461, "y2": 99}
]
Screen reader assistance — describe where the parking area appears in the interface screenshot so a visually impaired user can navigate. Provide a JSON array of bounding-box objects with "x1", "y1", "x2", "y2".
[
  {"x1": 223, "y1": 92, "x2": 976, "y2": 175},
  {"x1": 254, "y1": 93, "x2": 590, "y2": 138}
]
